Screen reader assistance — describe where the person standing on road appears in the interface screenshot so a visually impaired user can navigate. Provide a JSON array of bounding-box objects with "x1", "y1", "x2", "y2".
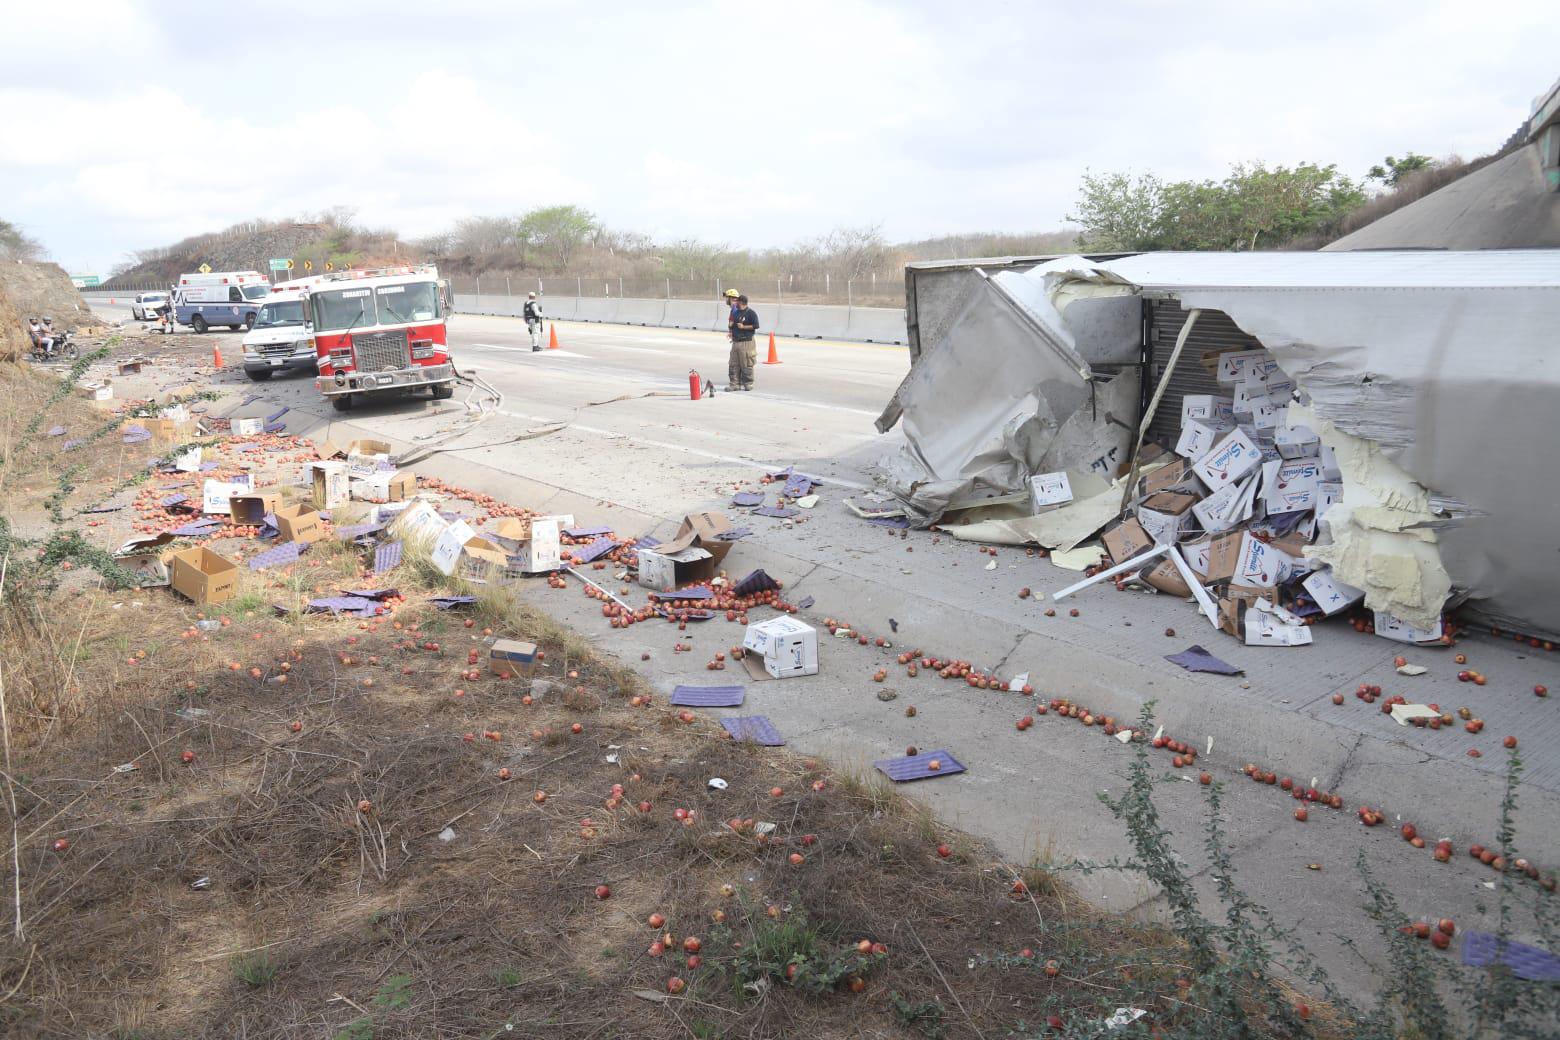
[
  {"x1": 523, "y1": 291, "x2": 544, "y2": 351},
  {"x1": 727, "y1": 294, "x2": 759, "y2": 392},
  {"x1": 723, "y1": 287, "x2": 740, "y2": 338}
]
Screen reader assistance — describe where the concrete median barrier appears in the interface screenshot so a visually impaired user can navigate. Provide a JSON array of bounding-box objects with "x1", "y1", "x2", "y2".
[{"x1": 452, "y1": 291, "x2": 904, "y2": 344}]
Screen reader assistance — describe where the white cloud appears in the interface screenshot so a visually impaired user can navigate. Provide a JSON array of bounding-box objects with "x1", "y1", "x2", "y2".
[{"x1": 3, "y1": 0, "x2": 1555, "y2": 274}]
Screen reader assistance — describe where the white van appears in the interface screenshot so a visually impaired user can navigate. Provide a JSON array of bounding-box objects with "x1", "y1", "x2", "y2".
[
  {"x1": 174, "y1": 270, "x2": 270, "y2": 332},
  {"x1": 240, "y1": 276, "x2": 322, "y2": 381}
]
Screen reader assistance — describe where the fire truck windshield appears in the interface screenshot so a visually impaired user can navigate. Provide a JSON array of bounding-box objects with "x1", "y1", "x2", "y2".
[
  {"x1": 311, "y1": 288, "x2": 375, "y2": 332},
  {"x1": 375, "y1": 282, "x2": 441, "y2": 325}
]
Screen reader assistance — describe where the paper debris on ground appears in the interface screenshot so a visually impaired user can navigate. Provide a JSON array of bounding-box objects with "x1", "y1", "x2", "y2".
[
  {"x1": 1049, "y1": 546, "x2": 1102, "y2": 571},
  {"x1": 1396, "y1": 664, "x2": 1429, "y2": 676},
  {"x1": 1389, "y1": 703, "x2": 1442, "y2": 726}
]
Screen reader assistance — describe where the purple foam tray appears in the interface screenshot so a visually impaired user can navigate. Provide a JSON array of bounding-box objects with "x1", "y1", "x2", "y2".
[
  {"x1": 867, "y1": 517, "x2": 911, "y2": 529},
  {"x1": 266, "y1": 406, "x2": 289, "y2": 423},
  {"x1": 874, "y1": 750, "x2": 966, "y2": 783},
  {"x1": 431, "y1": 595, "x2": 478, "y2": 609},
  {"x1": 732, "y1": 569, "x2": 780, "y2": 596},
  {"x1": 783, "y1": 475, "x2": 815, "y2": 497},
  {"x1": 752, "y1": 506, "x2": 798, "y2": 519},
  {"x1": 570, "y1": 536, "x2": 617, "y2": 565},
  {"x1": 81, "y1": 505, "x2": 122, "y2": 515},
  {"x1": 730, "y1": 491, "x2": 764, "y2": 507},
  {"x1": 563, "y1": 525, "x2": 613, "y2": 538},
  {"x1": 248, "y1": 541, "x2": 302, "y2": 570},
  {"x1": 170, "y1": 519, "x2": 223, "y2": 536},
  {"x1": 161, "y1": 493, "x2": 190, "y2": 508},
  {"x1": 307, "y1": 596, "x2": 376, "y2": 616},
  {"x1": 345, "y1": 587, "x2": 399, "y2": 600},
  {"x1": 670, "y1": 685, "x2": 746, "y2": 707},
  {"x1": 714, "y1": 527, "x2": 752, "y2": 540},
  {"x1": 1461, "y1": 931, "x2": 1560, "y2": 981},
  {"x1": 46, "y1": 425, "x2": 67, "y2": 437},
  {"x1": 652, "y1": 586, "x2": 714, "y2": 601},
  {"x1": 720, "y1": 715, "x2": 784, "y2": 746},
  {"x1": 373, "y1": 541, "x2": 403, "y2": 573}
]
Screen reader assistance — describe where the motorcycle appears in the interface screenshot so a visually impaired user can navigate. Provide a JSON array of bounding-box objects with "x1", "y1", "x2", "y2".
[{"x1": 29, "y1": 328, "x2": 78, "y2": 363}]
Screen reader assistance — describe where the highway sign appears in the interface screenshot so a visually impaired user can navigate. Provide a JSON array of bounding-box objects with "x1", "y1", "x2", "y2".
[
  {"x1": 269, "y1": 258, "x2": 292, "y2": 272},
  {"x1": 303, "y1": 260, "x2": 313, "y2": 271},
  {"x1": 70, "y1": 274, "x2": 101, "y2": 288},
  {"x1": 325, "y1": 261, "x2": 334, "y2": 271},
  {"x1": 198, "y1": 263, "x2": 212, "y2": 274}
]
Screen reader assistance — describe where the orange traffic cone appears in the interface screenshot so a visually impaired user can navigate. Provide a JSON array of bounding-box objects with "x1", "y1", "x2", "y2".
[
  {"x1": 213, "y1": 344, "x2": 224, "y2": 368},
  {"x1": 548, "y1": 324, "x2": 559, "y2": 350},
  {"x1": 763, "y1": 330, "x2": 781, "y2": 365}
]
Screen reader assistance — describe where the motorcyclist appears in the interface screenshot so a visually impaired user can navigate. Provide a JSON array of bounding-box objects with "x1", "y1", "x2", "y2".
[
  {"x1": 523, "y1": 291, "x2": 544, "y2": 351},
  {"x1": 30, "y1": 317, "x2": 57, "y2": 357}
]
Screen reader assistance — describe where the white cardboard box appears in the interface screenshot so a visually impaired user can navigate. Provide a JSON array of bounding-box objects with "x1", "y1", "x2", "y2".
[
  {"x1": 231, "y1": 417, "x2": 264, "y2": 437},
  {"x1": 741, "y1": 616, "x2": 819, "y2": 679},
  {"x1": 1234, "y1": 531, "x2": 1295, "y2": 588},
  {"x1": 1216, "y1": 350, "x2": 1273, "y2": 385},
  {"x1": 1303, "y1": 568, "x2": 1365, "y2": 615},
  {"x1": 201, "y1": 475, "x2": 254, "y2": 515},
  {"x1": 1191, "y1": 477, "x2": 1254, "y2": 534},
  {"x1": 310, "y1": 461, "x2": 349, "y2": 509},
  {"x1": 1374, "y1": 611, "x2": 1445, "y2": 644},
  {"x1": 1274, "y1": 424, "x2": 1319, "y2": 460},
  {"x1": 430, "y1": 520, "x2": 477, "y2": 576},
  {"x1": 1175, "y1": 417, "x2": 1232, "y2": 460},
  {"x1": 1245, "y1": 599, "x2": 1315, "y2": 647},
  {"x1": 1262, "y1": 458, "x2": 1323, "y2": 514},
  {"x1": 1028, "y1": 471, "x2": 1074, "y2": 513},
  {"x1": 1180, "y1": 394, "x2": 1234, "y2": 425},
  {"x1": 1192, "y1": 428, "x2": 1263, "y2": 493},
  {"x1": 172, "y1": 446, "x2": 202, "y2": 473},
  {"x1": 392, "y1": 499, "x2": 448, "y2": 542},
  {"x1": 514, "y1": 517, "x2": 561, "y2": 573}
]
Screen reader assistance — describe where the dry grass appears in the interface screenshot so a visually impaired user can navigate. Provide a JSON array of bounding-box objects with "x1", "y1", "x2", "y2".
[{"x1": 0, "y1": 548, "x2": 1217, "y2": 1039}]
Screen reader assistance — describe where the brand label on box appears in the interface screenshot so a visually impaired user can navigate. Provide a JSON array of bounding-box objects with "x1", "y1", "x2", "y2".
[
  {"x1": 1235, "y1": 531, "x2": 1294, "y2": 588},
  {"x1": 1181, "y1": 395, "x2": 1234, "y2": 425},
  {"x1": 1263, "y1": 458, "x2": 1323, "y2": 513},
  {"x1": 1192, "y1": 429, "x2": 1263, "y2": 492},
  {"x1": 201, "y1": 475, "x2": 254, "y2": 515},
  {"x1": 1217, "y1": 350, "x2": 1274, "y2": 385}
]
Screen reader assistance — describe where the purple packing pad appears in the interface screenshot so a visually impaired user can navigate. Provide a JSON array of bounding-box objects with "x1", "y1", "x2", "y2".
[
  {"x1": 46, "y1": 425, "x2": 66, "y2": 437},
  {"x1": 732, "y1": 569, "x2": 780, "y2": 596},
  {"x1": 62, "y1": 439, "x2": 83, "y2": 450},
  {"x1": 766, "y1": 466, "x2": 794, "y2": 480},
  {"x1": 81, "y1": 505, "x2": 123, "y2": 514},
  {"x1": 171, "y1": 519, "x2": 223, "y2": 536},
  {"x1": 345, "y1": 587, "x2": 399, "y2": 600},
  {"x1": 264, "y1": 420, "x2": 287, "y2": 434},
  {"x1": 730, "y1": 491, "x2": 764, "y2": 507},
  {"x1": 563, "y1": 525, "x2": 613, "y2": 538},
  {"x1": 867, "y1": 517, "x2": 911, "y2": 529},
  {"x1": 123, "y1": 430, "x2": 152, "y2": 444},
  {"x1": 752, "y1": 506, "x2": 798, "y2": 519},
  {"x1": 248, "y1": 541, "x2": 302, "y2": 570},
  {"x1": 307, "y1": 596, "x2": 377, "y2": 617},
  {"x1": 431, "y1": 595, "x2": 478, "y2": 609},
  {"x1": 1461, "y1": 931, "x2": 1560, "y2": 981},
  {"x1": 1165, "y1": 645, "x2": 1244, "y2": 676},
  {"x1": 636, "y1": 534, "x2": 660, "y2": 547},
  {"x1": 335, "y1": 521, "x2": 386, "y2": 539},
  {"x1": 570, "y1": 536, "x2": 617, "y2": 565},
  {"x1": 797, "y1": 595, "x2": 815, "y2": 609},
  {"x1": 670, "y1": 685, "x2": 746, "y2": 707},
  {"x1": 714, "y1": 527, "x2": 752, "y2": 540},
  {"x1": 783, "y1": 475, "x2": 815, "y2": 497},
  {"x1": 720, "y1": 716, "x2": 784, "y2": 746},
  {"x1": 656, "y1": 607, "x2": 714, "y2": 621},
  {"x1": 875, "y1": 750, "x2": 967, "y2": 782},
  {"x1": 373, "y1": 541, "x2": 404, "y2": 573},
  {"x1": 266, "y1": 406, "x2": 289, "y2": 424},
  {"x1": 651, "y1": 586, "x2": 714, "y2": 601}
]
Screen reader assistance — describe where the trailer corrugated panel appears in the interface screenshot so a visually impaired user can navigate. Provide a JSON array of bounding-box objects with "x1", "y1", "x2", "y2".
[{"x1": 1145, "y1": 300, "x2": 1262, "y2": 447}]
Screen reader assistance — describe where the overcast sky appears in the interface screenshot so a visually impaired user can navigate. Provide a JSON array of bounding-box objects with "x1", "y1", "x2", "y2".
[{"x1": 5, "y1": 0, "x2": 1554, "y2": 275}]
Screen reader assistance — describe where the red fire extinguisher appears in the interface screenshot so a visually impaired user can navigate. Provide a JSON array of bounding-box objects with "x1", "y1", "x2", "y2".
[{"x1": 688, "y1": 369, "x2": 703, "y2": 400}]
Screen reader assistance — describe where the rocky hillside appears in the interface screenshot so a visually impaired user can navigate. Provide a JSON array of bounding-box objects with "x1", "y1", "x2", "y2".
[
  {"x1": 0, "y1": 261, "x2": 95, "y2": 346},
  {"x1": 105, "y1": 218, "x2": 416, "y2": 289}
]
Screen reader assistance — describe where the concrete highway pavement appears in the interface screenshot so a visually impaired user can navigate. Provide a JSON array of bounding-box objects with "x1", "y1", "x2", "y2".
[{"x1": 91, "y1": 302, "x2": 1560, "y2": 1007}]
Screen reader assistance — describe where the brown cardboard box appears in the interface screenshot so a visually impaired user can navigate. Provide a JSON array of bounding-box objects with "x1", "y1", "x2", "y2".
[
  {"x1": 169, "y1": 546, "x2": 239, "y2": 605},
  {"x1": 145, "y1": 417, "x2": 197, "y2": 443},
  {"x1": 114, "y1": 532, "x2": 176, "y2": 588},
  {"x1": 311, "y1": 462, "x2": 348, "y2": 508},
  {"x1": 1138, "y1": 459, "x2": 1190, "y2": 497},
  {"x1": 1202, "y1": 530, "x2": 1246, "y2": 583},
  {"x1": 489, "y1": 639, "x2": 539, "y2": 678},
  {"x1": 229, "y1": 490, "x2": 280, "y2": 526},
  {"x1": 1102, "y1": 518, "x2": 1154, "y2": 564},
  {"x1": 275, "y1": 503, "x2": 324, "y2": 544},
  {"x1": 637, "y1": 512, "x2": 736, "y2": 591},
  {"x1": 1142, "y1": 558, "x2": 1192, "y2": 597}
]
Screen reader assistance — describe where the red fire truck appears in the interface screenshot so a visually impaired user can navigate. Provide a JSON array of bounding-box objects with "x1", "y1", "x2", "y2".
[{"x1": 308, "y1": 265, "x2": 456, "y2": 411}]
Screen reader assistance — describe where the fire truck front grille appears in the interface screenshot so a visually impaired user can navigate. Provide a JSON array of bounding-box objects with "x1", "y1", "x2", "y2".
[{"x1": 352, "y1": 330, "x2": 410, "y2": 373}]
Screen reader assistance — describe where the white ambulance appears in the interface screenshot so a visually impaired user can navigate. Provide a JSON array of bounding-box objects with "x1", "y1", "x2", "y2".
[
  {"x1": 240, "y1": 276, "x2": 324, "y2": 381},
  {"x1": 173, "y1": 270, "x2": 270, "y2": 332}
]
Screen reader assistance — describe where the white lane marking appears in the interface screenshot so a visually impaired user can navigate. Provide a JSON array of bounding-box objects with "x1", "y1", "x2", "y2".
[
  {"x1": 488, "y1": 407, "x2": 872, "y2": 491},
  {"x1": 465, "y1": 342, "x2": 592, "y2": 359}
]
